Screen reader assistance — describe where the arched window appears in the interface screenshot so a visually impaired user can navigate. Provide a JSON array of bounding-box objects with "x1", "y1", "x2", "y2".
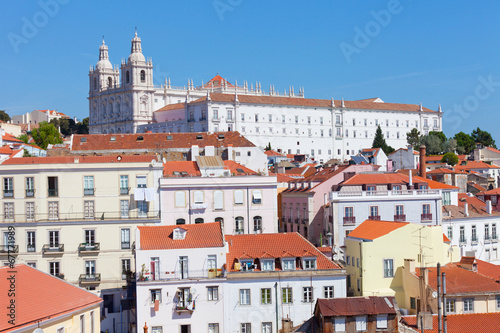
[
  {"x1": 195, "y1": 218, "x2": 204, "y2": 224},
  {"x1": 215, "y1": 217, "x2": 224, "y2": 224},
  {"x1": 253, "y1": 216, "x2": 262, "y2": 233},
  {"x1": 126, "y1": 71, "x2": 130, "y2": 83},
  {"x1": 235, "y1": 217, "x2": 244, "y2": 234},
  {"x1": 176, "y1": 218, "x2": 185, "y2": 225},
  {"x1": 140, "y1": 70, "x2": 145, "y2": 83},
  {"x1": 108, "y1": 77, "x2": 112, "y2": 87}
]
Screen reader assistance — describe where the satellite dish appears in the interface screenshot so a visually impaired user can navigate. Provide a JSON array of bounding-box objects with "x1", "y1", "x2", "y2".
[
  {"x1": 33, "y1": 328, "x2": 44, "y2": 333},
  {"x1": 432, "y1": 291, "x2": 438, "y2": 298},
  {"x1": 192, "y1": 288, "x2": 197, "y2": 294},
  {"x1": 117, "y1": 156, "x2": 122, "y2": 161}
]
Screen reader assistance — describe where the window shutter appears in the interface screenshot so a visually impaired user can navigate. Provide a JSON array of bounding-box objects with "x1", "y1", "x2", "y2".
[
  {"x1": 214, "y1": 191, "x2": 224, "y2": 210},
  {"x1": 175, "y1": 191, "x2": 185, "y2": 207},
  {"x1": 194, "y1": 191, "x2": 204, "y2": 204},
  {"x1": 234, "y1": 190, "x2": 244, "y2": 204}
]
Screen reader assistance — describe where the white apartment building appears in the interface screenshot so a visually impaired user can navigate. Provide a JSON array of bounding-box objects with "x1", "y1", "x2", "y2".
[
  {"x1": 328, "y1": 172, "x2": 459, "y2": 251},
  {"x1": 12, "y1": 109, "x2": 70, "y2": 125},
  {"x1": 0, "y1": 155, "x2": 163, "y2": 332},
  {"x1": 88, "y1": 33, "x2": 442, "y2": 162},
  {"x1": 135, "y1": 223, "x2": 346, "y2": 333},
  {"x1": 160, "y1": 156, "x2": 278, "y2": 234}
]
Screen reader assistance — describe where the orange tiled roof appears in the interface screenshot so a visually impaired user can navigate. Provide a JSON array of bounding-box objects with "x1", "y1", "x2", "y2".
[
  {"x1": 264, "y1": 149, "x2": 284, "y2": 157},
  {"x1": 443, "y1": 233, "x2": 451, "y2": 243},
  {"x1": 484, "y1": 146, "x2": 500, "y2": 154},
  {"x1": 442, "y1": 204, "x2": 500, "y2": 218},
  {"x1": 428, "y1": 167, "x2": 467, "y2": 175},
  {"x1": 477, "y1": 187, "x2": 500, "y2": 196},
  {"x1": 0, "y1": 264, "x2": 102, "y2": 332},
  {"x1": 154, "y1": 102, "x2": 185, "y2": 112},
  {"x1": 275, "y1": 173, "x2": 295, "y2": 183},
  {"x1": 163, "y1": 161, "x2": 201, "y2": 176},
  {"x1": 1, "y1": 155, "x2": 157, "y2": 165},
  {"x1": 419, "y1": 262, "x2": 500, "y2": 294},
  {"x1": 317, "y1": 296, "x2": 397, "y2": 317},
  {"x1": 2, "y1": 133, "x2": 23, "y2": 143},
  {"x1": 455, "y1": 160, "x2": 500, "y2": 171},
  {"x1": 139, "y1": 222, "x2": 224, "y2": 250},
  {"x1": 473, "y1": 259, "x2": 500, "y2": 282},
  {"x1": 202, "y1": 75, "x2": 234, "y2": 88},
  {"x1": 0, "y1": 145, "x2": 15, "y2": 154},
  {"x1": 468, "y1": 181, "x2": 487, "y2": 192},
  {"x1": 225, "y1": 233, "x2": 341, "y2": 272},
  {"x1": 190, "y1": 93, "x2": 437, "y2": 113},
  {"x1": 347, "y1": 220, "x2": 409, "y2": 240},
  {"x1": 223, "y1": 160, "x2": 257, "y2": 175},
  {"x1": 412, "y1": 175, "x2": 460, "y2": 190},
  {"x1": 458, "y1": 193, "x2": 486, "y2": 209},
  {"x1": 71, "y1": 132, "x2": 255, "y2": 151},
  {"x1": 401, "y1": 313, "x2": 500, "y2": 333}
]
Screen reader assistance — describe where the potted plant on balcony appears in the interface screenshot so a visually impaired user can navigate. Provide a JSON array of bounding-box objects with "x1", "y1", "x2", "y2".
[{"x1": 138, "y1": 264, "x2": 149, "y2": 281}]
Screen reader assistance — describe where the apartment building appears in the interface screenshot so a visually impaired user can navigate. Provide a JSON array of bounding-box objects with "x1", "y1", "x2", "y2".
[{"x1": 0, "y1": 155, "x2": 163, "y2": 332}]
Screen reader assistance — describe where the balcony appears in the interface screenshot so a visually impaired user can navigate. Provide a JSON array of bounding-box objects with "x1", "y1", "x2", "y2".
[
  {"x1": 120, "y1": 187, "x2": 130, "y2": 195},
  {"x1": 459, "y1": 238, "x2": 467, "y2": 245},
  {"x1": 84, "y1": 188, "x2": 95, "y2": 196},
  {"x1": 79, "y1": 273, "x2": 101, "y2": 284},
  {"x1": 48, "y1": 189, "x2": 58, "y2": 197},
  {"x1": 212, "y1": 117, "x2": 220, "y2": 123},
  {"x1": 471, "y1": 236, "x2": 478, "y2": 245},
  {"x1": 287, "y1": 218, "x2": 292, "y2": 223},
  {"x1": 175, "y1": 303, "x2": 195, "y2": 314},
  {"x1": 121, "y1": 241, "x2": 131, "y2": 250},
  {"x1": 421, "y1": 213, "x2": 433, "y2": 221},
  {"x1": 187, "y1": 117, "x2": 196, "y2": 123},
  {"x1": 42, "y1": 244, "x2": 64, "y2": 254},
  {"x1": 78, "y1": 243, "x2": 100, "y2": 253},
  {"x1": 493, "y1": 235, "x2": 498, "y2": 243},
  {"x1": 0, "y1": 245, "x2": 18, "y2": 254},
  {"x1": 18, "y1": 210, "x2": 161, "y2": 223},
  {"x1": 235, "y1": 229, "x2": 244, "y2": 235},
  {"x1": 54, "y1": 273, "x2": 65, "y2": 280},
  {"x1": 394, "y1": 214, "x2": 406, "y2": 222},
  {"x1": 199, "y1": 116, "x2": 207, "y2": 121},
  {"x1": 343, "y1": 216, "x2": 356, "y2": 225},
  {"x1": 295, "y1": 218, "x2": 300, "y2": 223},
  {"x1": 27, "y1": 245, "x2": 35, "y2": 252},
  {"x1": 3, "y1": 190, "x2": 13, "y2": 198},
  {"x1": 331, "y1": 189, "x2": 440, "y2": 199},
  {"x1": 369, "y1": 215, "x2": 381, "y2": 221},
  {"x1": 302, "y1": 218, "x2": 309, "y2": 224},
  {"x1": 281, "y1": 217, "x2": 286, "y2": 223},
  {"x1": 226, "y1": 117, "x2": 234, "y2": 123},
  {"x1": 485, "y1": 236, "x2": 491, "y2": 244},
  {"x1": 25, "y1": 189, "x2": 35, "y2": 197},
  {"x1": 138, "y1": 269, "x2": 225, "y2": 282}
]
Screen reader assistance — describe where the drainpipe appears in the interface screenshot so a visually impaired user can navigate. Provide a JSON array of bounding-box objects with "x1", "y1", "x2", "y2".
[
  {"x1": 437, "y1": 263, "x2": 442, "y2": 333},
  {"x1": 442, "y1": 272, "x2": 447, "y2": 333},
  {"x1": 247, "y1": 187, "x2": 250, "y2": 233},
  {"x1": 275, "y1": 282, "x2": 279, "y2": 333},
  {"x1": 188, "y1": 189, "x2": 192, "y2": 224}
]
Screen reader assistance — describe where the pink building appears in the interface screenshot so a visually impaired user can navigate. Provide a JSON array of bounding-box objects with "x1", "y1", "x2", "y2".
[{"x1": 281, "y1": 164, "x2": 375, "y2": 245}]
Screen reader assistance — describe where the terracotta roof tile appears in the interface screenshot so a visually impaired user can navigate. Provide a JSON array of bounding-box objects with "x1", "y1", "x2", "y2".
[
  {"x1": 264, "y1": 150, "x2": 284, "y2": 157},
  {"x1": 428, "y1": 167, "x2": 467, "y2": 175},
  {"x1": 484, "y1": 146, "x2": 500, "y2": 154},
  {"x1": 138, "y1": 222, "x2": 224, "y2": 250},
  {"x1": 468, "y1": 181, "x2": 487, "y2": 192},
  {"x1": 71, "y1": 132, "x2": 255, "y2": 151},
  {"x1": 223, "y1": 160, "x2": 257, "y2": 175},
  {"x1": 0, "y1": 264, "x2": 102, "y2": 332},
  {"x1": 458, "y1": 193, "x2": 486, "y2": 209},
  {"x1": 154, "y1": 102, "x2": 185, "y2": 112},
  {"x1": 317, "y1": 296, "x2": 397, "y2": 317},
  {"x1": 225, "y1": 233, "x2": 341, "y2": 272},
  {"x1": 163, "y1": 161, "x2": 201, "y2": 176},
  {"x1": 442, "y1": 204, "x2": 500, "y2": 218},
  {"x1": 401, "y1": 313, "x2": 500, "y2": 333},
  {"x1": 347, "y1": 220, "x2": 409, "y2": 240},
  {"x1": 477, "y1": 186, "x2": 500, "y2": 196},
  {"x1": 1, "y1": 155, "x2": 157, "y2": 165},
  {"x1": 2, "y1": 133, "x2": 22, "y2": 143},
  {"x1": 455, "y1": 160, "x2": 500, "y2": 172}
]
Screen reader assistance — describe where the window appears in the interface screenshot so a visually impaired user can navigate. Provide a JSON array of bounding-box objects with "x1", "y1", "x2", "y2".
[
  {"x1": 304, "y1": 258, "x2": 316, "y2": 269},
  {"x1": 376, "y1": 315, "x2": 388, "y2": 329},
  {"x1": 80, "y1": 315, "x2": 85, "y2": 333},
  {"x1": 48, "y1": 176, "x2": 58, "y2": 196},
  {"x1": 485, "y1": 224, "x2": 490, "y2": 240},
  {"x1": 208, "y1": 323, "x2": 219, "y2": 333},
  {"x1": 207, "y1": 286, "x2": 218, "y2": 301},
  {"x1": 396, "y1": 205, "x2": 404, "y2": 216},
  {"x1": 241, "y1": 323, "x2": 251, "y2": 333},
  {"x1": 85, "y1": 230, "x2": 95, "y2": 245},
  {"x1": 282, "y1": 287, "x2": 292, "y2": 304},
  {"x1": 261, "y1": 260, "x2": 273, "y2": 271},
  {"x1": 121, "y1": 229, "x2": 130, "y2": 249},
  {"x1": 303, "y1": 287, "x2": 313, "y2": 302},
  {"x1": 353, "y1": 130, "x2": 356, "y2": 138},
  {"x1": 50, "y1": 261, "x2": 60, "y2": 276},
  {"x1": 252, "y1": 190, "x2": 262, "y2": 204},
  {"x1": 25, "y1": 202, "x2": 35, "y2": 221},
  {"x1": 213, "y1": 109, "x2": 219, "y2": 120},
  {"x1": 122, "y1": 259, "x2": 131, "y2": 280},
  {"x1": 262, "y1": 323, "x2": 272, "y2": 333},
  {"x1": 214, "y1": 190, "x2": 224, "y2": 210},
  {"x1": 442, "y1": 191, "x2": 451, "y2": 205},
  {"x1": 261, "y1": 288, "x2": 271, "y2": 304},
  {"x1": 3, "y1": 178, "x2": 13, "y2": 197},
  {"x1": 460, "y1": 226, "x2": 466, "y2": 243},
  {"x1": 234, "y1": 190, "x2": 244, "y2": 205},
  {"x1": 336, "y1": 114, "x2": 341, "y2": 125},
  {"x1": 120, "y1": 200, "x2": 129, "y2": 218},
  {"x1": 334, "y1": 317, "x2": 346, "y2": 332},
  {"x1": 357, "y1": 258, "x2": 360, "y2": 267},
  {"x1": 446, "y1": 299, "x2": 455, "y2": 313},
  {"x1": 84, "y1": 200, "x2": 95, "y2": 218},
  {"x1": 193, "y1": 191, "x2": 204, "y2": 204},
  {"x1": 255, "y1": 114, "x2": 259, "y2": 122},
  {"x1": 355, "y1": 316, "x2": 367, "y2": 332},
  {"x1": 352, "y1": 118, "x2": 356, "y2": 126},
  {"x1": 253, "y1": 216, "x2": 262, "y2": 233},
  {"x1": 151, "y1": 289, "x2": 161, "y2": 303},
  {"x1": 227, "y1": 109, "x2": 233, "y2": 121},
  {"x1": 26, "y1": 177, "x2": 34, "y2": 197},
  {"x1": 336, "y1": 127, "x2": 341, "y2": 137},
  {"x1": 137, "y1": 201, "x2": 148, "y2": 217},
  {"x1": 410, "y1": 297, "x2": 416, "y2": 309},
  {"x1": 120, "y1": 175, "x2": 129, "y2": 195},
  {"x1": 345, "y1": 206, "x2": 353, "y2": 218},
  {"x1": 235, "y1": 217, "x2": 244, "y2": 234},
  {"x1": 496, "y1": 295, "x2": 500, "y2": 309},
  {"x1": 136, "y1": 175, "x2": 147, "y2": 188},
  {"x1": 27, "y1": 231, "x2": 35, "y2": 252},
  {"x1": 464, "y1": 298, "x2": 474, "y2": 312},
  {"x1": 472, "y1": 225, "x2": 477, "y2": 242},
  {"x1": 383, "y1": 259, "x2": 394, "y2": 278},
  {"x1": 49, "y1": 230, "x2": 59, "y2": 248},
  {"x1": 324, "y1": 286, "x2": 334, "y2": 298},
  {"x1": 347, "y1": 256, "x2": 351, "y2": 265},
  {"x1": 345, "y1": 129, "x2": 348, "y2": 137},
  {"x1": 175, "y1": 191, "x2": 186, "y2": 207},
  {"x1": 84, "y1": 176, "x2": 94, "y2": 195},
  {"x1": 140, "y1": 70, "x2": 146, "y2": 82},
  {"x1": 195, "y1": 218, "x2": 204, "y2": 224},
  {"x1": 447, "y1": 226, "x2": 453, "y2": 240},
  {"x1": 48, "y1": 201, "x2": 59, "y2": 219},
  {"x1": 369, "y1": 206, "x2": 378, "y2": 218},
  {"x1": 493, "y1": 223, "x2": 497, "y2": 240},
  {"x1": 240, "y1": 289, "x2": 250, "y2": 305},
  {"x1": 85, "y1": 260, "x2": 96, "y2": 276},
  {"x1": 283, "y1": 259, "x2": 294, "y2": 270},
  {"x1": 282, "y1": 115, "x2": 286, "y2": 123},
  {"x1": 422, "y1": 204, "x2": 431, "y2": 220},
  {"x1": 4, "y1": 203, "x2": 14, "y2": 221},
  {"x1": 151, "y1": 327, "x2": 162, "y2": 333}
]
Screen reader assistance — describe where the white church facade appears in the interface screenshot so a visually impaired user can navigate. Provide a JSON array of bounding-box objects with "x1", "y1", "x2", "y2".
[{"x1": 89, "y1": 32, "x2": 442, "y2": 162}]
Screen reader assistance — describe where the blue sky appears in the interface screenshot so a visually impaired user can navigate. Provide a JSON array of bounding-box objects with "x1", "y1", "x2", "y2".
[{"x1": 1, "y1": 1, "x2": 499, "y2": 142}]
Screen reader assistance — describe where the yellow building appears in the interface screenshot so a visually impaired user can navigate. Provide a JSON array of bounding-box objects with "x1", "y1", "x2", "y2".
[
  {"x1": 344, "y1": 220, "x2": 458, "y2": 309},
  {"x1": 0, "y1": 155, "x2": 163, "y2": 331},
  {"x1": 0, "y1": 264, "x2": 102, "y2": 333}
]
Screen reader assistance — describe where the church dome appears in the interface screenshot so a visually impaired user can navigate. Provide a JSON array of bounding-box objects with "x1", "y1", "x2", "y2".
[
  {"x1": 128, "y1": 52, "x2": 145, "y2": 63},
  {"x1": 96, "y1": 40, "x2": 113, "y2": 70},
  {"x1": 96, "y1": 58, "x2": 113, "y2": 70}
]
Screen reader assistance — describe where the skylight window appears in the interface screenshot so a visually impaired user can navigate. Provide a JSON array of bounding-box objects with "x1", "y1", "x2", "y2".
[
  {"x1": 167, "y1": 135, "x2": 173, "y2": 140},
  {"x1": 81, "y1": 137, "x2": 87, "y2": 142},
  {"x1": 236, "y1": 168, "x2": 244, "y2": 173},
  {"x1": 137, "y1": 136, "x2": 144, "y2": 141},
  {"x1": 181, "y1": 171, "x2": 188, "y2": 176}
]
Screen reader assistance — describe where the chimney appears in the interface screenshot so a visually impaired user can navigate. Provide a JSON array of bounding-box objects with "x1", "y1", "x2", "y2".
[
  {"x1": 419, "y1": 145, "x2": 426, "y2": 179},
  {"x1": 409, "y1": 170, "x2": 413, "y2": 188},
  {"x1": 464, "y1": 203, "x2": 469, "y2": 217},
  {"x1": 404, "y1": 258, "x2": 415, "y2": 274},
  {"x1": 487, "y1": 200, "x2": 492, "y2": 215},
  {"x1": 205, "y1": 145, "x2": 215, "y2": 156},
  {"x1": 227, "y1": 144, "x2": 233, "y2": 161},
  {"x1": 191, "y1": 145, "x2": 200, "y2": 161}
]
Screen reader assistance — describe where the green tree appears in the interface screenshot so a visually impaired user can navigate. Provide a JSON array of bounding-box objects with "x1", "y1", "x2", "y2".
[
  {"x1": 23, "y1": 149, "x2": 32, "y2": 157},
  {"x1": 420, "y1": 134, "x2": 443, "y2": 155},
  {"x1": 264, "y1": 142, "x2": 272, "y2": 151},
  {"x1": 0, "y1": 110, "x2": 11, "y2": 122},
  {"x1": 454, "y1": 131, "x2": 476, "y2": 154},
  {"x1": 441, "y1": 152, "x2": 459, "y2": 166},
  {"x1": 406, "y1": 128, "x2": 421, "y2": 147},
  {"x1": 471, "y1": 127, "x2": 496, "y2": 148},
  {"x1": 77, "y1": 117, "x2": 89, "y2": 134},
  {"x1": 372, "y1": 125, "x2": 394, "y2": 155},
  {"x1": 31, "y1": 121, "x2": 63, "y2": 149},
  {"x1": 17, "y1": 134, "x2": 30, "y2": 144},
  {"x1": 429, "y1": 131, "x2": 447, "y2": 145}
]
